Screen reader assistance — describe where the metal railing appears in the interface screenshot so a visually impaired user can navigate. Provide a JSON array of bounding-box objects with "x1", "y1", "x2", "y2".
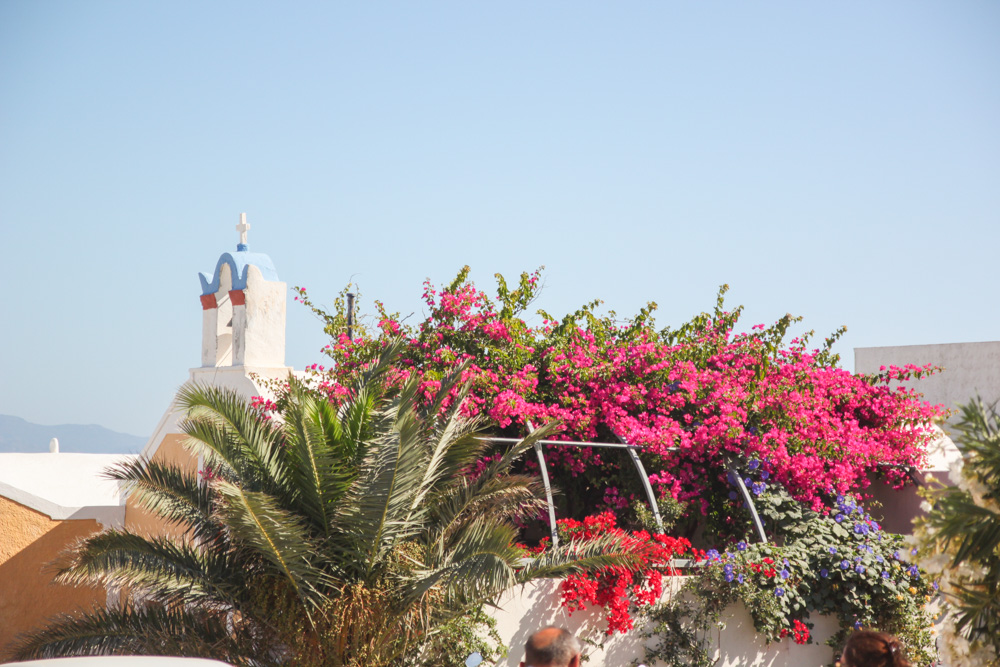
[{"x1": 481, "y1": 427, "x2": 770, "y2": 548}]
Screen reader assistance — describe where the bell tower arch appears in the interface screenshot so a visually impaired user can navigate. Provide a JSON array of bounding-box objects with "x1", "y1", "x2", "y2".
[{"x1": 197, "y1": 213, "x2": 288, "y2": 372}]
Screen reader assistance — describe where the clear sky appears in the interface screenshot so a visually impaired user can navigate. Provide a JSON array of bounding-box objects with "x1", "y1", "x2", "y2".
[{"x1": 1, "y1": 1, "x2": 998, "y2": 438}]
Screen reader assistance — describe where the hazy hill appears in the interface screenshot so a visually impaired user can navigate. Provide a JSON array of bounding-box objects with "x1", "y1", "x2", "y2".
[{"x1": 0, "y1": 414, "x2": 146, "y2": 454}]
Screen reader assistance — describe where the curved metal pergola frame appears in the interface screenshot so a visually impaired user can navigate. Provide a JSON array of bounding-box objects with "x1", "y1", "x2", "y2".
[{"x1": 485, "y1": 424, "x2": 769, "y2": 549}]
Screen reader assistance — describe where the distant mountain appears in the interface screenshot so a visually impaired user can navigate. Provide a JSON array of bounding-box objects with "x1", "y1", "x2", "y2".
[{"x1": 0, "y1": 414, "x2": 146, "y2": 454}]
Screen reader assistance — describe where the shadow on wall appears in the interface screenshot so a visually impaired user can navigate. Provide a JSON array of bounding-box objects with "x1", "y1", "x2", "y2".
[{"x1": 0, "y1": 497, "x2": 106, "y2": 660}]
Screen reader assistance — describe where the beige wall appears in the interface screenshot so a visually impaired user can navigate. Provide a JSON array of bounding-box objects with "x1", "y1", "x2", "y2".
[
  {"x1": 0, "y1": 432, "x2": 199, "y2": 659},
  {"x1": 0, "y1": 496, "x2": 106, "y2": 660}
]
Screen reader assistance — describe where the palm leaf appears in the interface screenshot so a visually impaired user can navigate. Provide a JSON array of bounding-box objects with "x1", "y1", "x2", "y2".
[
  {"x1": 11, "y1": 605, "x2": 250, "y2": 666},
  {"x1": 177, "y1": 383, "x2": 291, "y2": 497},
  {"x1": 281, "y1": 381, "x2": 351, "y2": 535},
  {"x1": 516, "y1": 534, "x2": 650, "y2": 582},
  {"x1": 212, "y1": 479, "x2": 325, "y2": 608},
  {"x1": 335, "y1": 399, "x2": 429, "y2": 580},
  {"x1": 52, "y1": 530, "x2": 254, "y2": 611},
  {"x1": 104, "y1": 458, "x2": 222, "y2": 543}
]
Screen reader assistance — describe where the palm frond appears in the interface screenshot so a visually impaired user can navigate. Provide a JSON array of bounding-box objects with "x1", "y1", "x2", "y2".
[
  {"x1": 335, "y1": 401, "x2": 429, "y2": 580},
  {"x1": 429, "y1": 474, "x2": 548, "y2": 557},
  {"x1": 426, "y1": 423, "x2": 559, "y2": 555},
  {"x1": 104, "y1": 458, "x2": 222, "y2": 542},
  {"x1": 52, "y1": 530, "x2": 253, "y2": 611},
  {"x1": 403, "y1": 521, "x2": 524, "y2": 608},
  {"x1": 177, "y1": 383, "x2": 291, "y2": 497},
  {"x1": 281, "y1": 381, "x2": 352, "y2": 535},
  {"x1": 11, "y1": 605, "x2": 250, "y2": 666},
  {"x1": 515, "y1": 534, "x2": 650, "y2": 582},
  {"x1": 212, "y1": 479, "x2": 325, "y2": 608}
]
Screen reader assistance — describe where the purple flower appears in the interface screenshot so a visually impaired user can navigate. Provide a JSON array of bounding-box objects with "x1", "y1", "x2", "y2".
[
  {"x1": 737, "y1": 574, "x2": 744, "y2": 584},
  {"x1": 835, "y1": 514, "x2": 845, "y2": 523},
  {"x1": 907, "y1": 565, "x2": 920, "y2": 578},
  {"x1": 855, "y1": 564, "x2": 865, "y2": 574},
  {"x1": 737, "y1": 541, "x2": 747, "y2": 551},
  {"x1": 775, "y1": 588, "x2": 785, "y2": 597},
  {"x1": 706, "y1": 549, "x2": 720, "y2": 562},
  {"x1": 725, "y1": 570, "x2": 735, "y2": 582},
  {"x1": 882, "y1": 571, "x2": 890, "y2": 579},
  {"x1": 840, "y1": 560, "x2": 850, "y2": 570},
  {"x1": 932, "y1": 581, "x2": 939, "y2": 590},
  {"x1": 820, "y1": 569, "x2": 829, "y2": 578},
  {"x1": 751, "y1": 482, "x2": 766, "y2": 496},
  {"x1": 728, "y1": 491, "x2": 738, "y2": 500},
  {"x1": 829, "y1": 546, "x2": 837, "y2": 554},
  {"x1": 761, "y1": 471, "x2": 770, "y2": 480},
  {"x1": 780, "y1": 569, "x2": 790, "y2": 579},
  {"x1": 854, "y1": 621, "x2": 862, "y2": 630},
  {"x1": 876, "y1": 555, "x2": 884, "y2": 563},
  {"x1": 748, "y1": 459, "x2": 760, "y2": 470}
]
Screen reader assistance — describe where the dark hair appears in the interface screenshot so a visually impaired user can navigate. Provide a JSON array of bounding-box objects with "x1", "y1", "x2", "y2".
[
  {"x1": 841, "y1": 630, "x2": 911, "y2": 667},
  {"x1": 524, "y1": 627, "x2": 581, "y2": 666}
]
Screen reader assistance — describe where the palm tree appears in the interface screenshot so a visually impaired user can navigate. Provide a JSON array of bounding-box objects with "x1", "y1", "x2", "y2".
[
  {"x1": 14, "y1": 345, "x2": 641, "y2": 667},
  {"x1": 914, "y1": 397, "x2": 1000, "y2": 665}
]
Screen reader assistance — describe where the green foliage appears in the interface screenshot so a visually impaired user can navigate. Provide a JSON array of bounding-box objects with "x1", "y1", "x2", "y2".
[
  {"x1": 637, "y1": 480, "x2": 937, "y2": 666},
  {"x1": 913, "y1": 397, "x2": 1000, "y2": 665},
  {"x1": 631, "y1": 495, "x2": 687, "y2": 535}
]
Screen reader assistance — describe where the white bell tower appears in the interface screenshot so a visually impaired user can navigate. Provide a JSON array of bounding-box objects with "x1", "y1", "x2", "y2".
[
  {"x1": 135, "y1": 213, "x2": 293, "y2": 469},
  {"x1": 194, "y1": 213, "x2": 291, "y2": 387}
]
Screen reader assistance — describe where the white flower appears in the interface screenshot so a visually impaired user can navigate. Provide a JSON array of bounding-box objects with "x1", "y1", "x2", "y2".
[
  {"x1": 919, "y1": 553, "x2": 951, "y2": 575},
  {"x1": 949, "y1": 458, "x2": 965, "y2": 485}
]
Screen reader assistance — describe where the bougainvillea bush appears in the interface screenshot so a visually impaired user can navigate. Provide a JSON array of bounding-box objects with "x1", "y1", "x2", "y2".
[
  {"x1": 295, "y1": 267, "x2": 941, "y2": 531},
  {"x1": 287, "y1": 269, "x2": 947, "y2": 661}
]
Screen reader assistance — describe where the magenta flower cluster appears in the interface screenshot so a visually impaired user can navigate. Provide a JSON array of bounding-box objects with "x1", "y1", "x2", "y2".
[{"x1": 296, "y1": 269, "x2": 942, "y2": 512}]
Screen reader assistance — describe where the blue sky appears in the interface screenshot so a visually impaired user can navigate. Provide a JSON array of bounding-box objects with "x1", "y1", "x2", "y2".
[{"x1": 1, "y1": 1, "x2": 998, "y2": 437}]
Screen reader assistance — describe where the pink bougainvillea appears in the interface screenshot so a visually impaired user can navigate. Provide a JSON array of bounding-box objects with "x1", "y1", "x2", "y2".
[{"x1": 292, "y1": 267, "x2": 942, "y2": 515}]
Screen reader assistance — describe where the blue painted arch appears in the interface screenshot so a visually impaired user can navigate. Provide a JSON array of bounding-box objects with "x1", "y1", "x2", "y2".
[{"x1": 199, "y1": 251, "x2": 280, "y2": 296}]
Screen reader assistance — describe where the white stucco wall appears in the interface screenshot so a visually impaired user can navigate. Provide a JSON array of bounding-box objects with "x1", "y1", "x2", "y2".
[
  {"x1": 239, "y1": 265, "x2": 286, "y2": 368},
  {"x1": 489, "y1": 579, "x2": 842, "y2": 667}
]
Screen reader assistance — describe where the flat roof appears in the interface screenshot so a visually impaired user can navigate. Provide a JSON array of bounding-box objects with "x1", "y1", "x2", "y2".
[{"x1": 0, "y1": 452, "x2": 135, "y2": 523}]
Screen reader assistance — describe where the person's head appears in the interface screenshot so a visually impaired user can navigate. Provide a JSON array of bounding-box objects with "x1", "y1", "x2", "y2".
[
  {"x1": 519, "y1": 626, "x2": 581, "y2": 667},
  {"x1": 840, "y1": 630, "x2": 911, "y2": 667}
]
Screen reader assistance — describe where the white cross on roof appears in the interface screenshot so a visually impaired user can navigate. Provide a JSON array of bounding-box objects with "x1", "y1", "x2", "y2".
[{"x1": 236, "y1": 213, "x2": 250, "y2": 250}]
